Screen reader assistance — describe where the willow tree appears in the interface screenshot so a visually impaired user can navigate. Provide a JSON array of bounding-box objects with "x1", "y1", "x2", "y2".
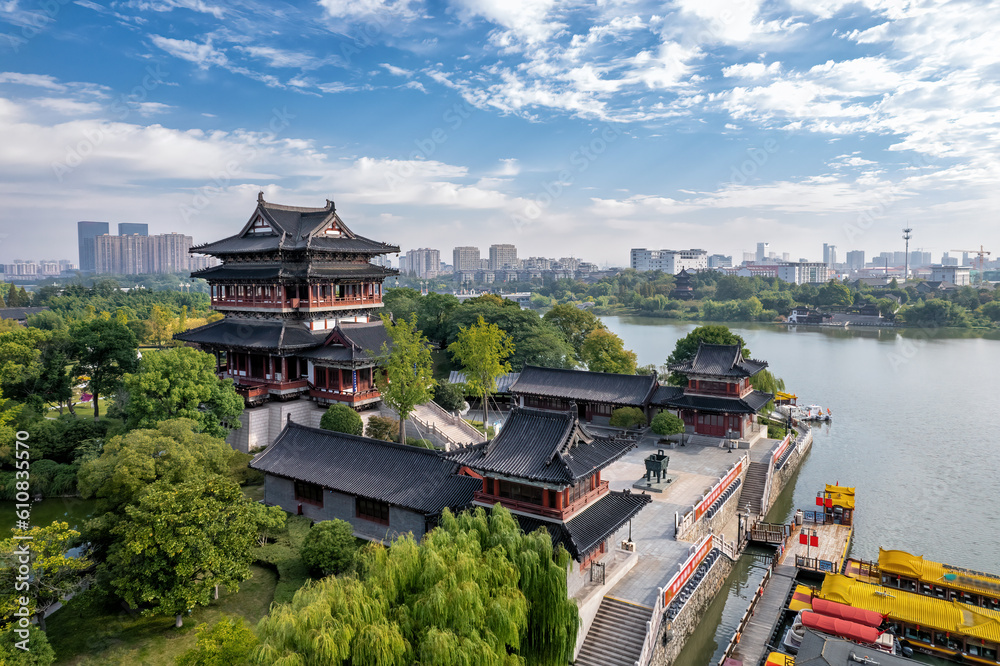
[
  {"x1": 378, "y1": 314, "x2": 435, "y2": 445},
  {"x1": 447, "y1": 316, "x2": 514, "y2": 436},
  {"x1": 254, "y1": 505, "x2": 578, "y2": 666}
]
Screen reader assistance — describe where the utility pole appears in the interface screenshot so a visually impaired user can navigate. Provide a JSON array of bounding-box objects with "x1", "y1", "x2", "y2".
[{"x1": 902, "y1": 227, "x2": 912, "y2": 281}]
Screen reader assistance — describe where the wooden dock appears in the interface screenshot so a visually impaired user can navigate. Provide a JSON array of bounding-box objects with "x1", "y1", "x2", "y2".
[
  {"x1": 780, "y1": 520, "x2": 852, "y2": 574},
  {"x1": 728, "y1": 563, "x2": 797, "y2": 666}
]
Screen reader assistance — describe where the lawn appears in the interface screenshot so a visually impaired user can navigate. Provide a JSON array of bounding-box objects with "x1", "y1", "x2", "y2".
[{"x1": 48, "y1": 564, "x2": 277, "y2": 666}]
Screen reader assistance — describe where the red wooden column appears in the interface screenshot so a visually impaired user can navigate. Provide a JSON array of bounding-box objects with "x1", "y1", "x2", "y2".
[{"x1": 554, "y1": 490, "x2": 564, "y2": 511}]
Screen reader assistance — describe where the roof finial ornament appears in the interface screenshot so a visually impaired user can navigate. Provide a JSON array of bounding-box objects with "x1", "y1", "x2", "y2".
[
  {"x1": 326, "y1": 199, "x2": 335, "y2": 210},
  {"x1": 258, "y1": 191, "x2": 265, "y2": 203}
]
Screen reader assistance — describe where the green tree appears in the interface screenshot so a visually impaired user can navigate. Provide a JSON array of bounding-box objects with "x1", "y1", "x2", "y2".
[
  {"x1": 980, "y1": 301, "x2": 1000, "y2": 322},
  {"x1": 415, "y1": 292, "x2": 460, "y2": 344},
  {"x1": 78, "y1": 418, "x2": 237, "y2": 554},
  {"x1": 579, "y1": 328, "x2": 638, "y2": 374},
  {"x1": 176, "y1": 617, "x2": 258, "y2": 666},
  {"x1": 432, "y1": 381, "x2": 467, "y2": 412},
  {"x1": 365, "y1": 415, "x2": 400, "y2": 442},
  {"x1": 107, "y1": 476, "x2": 264, "y2": 627},
  {"x1": 319, "y1": 404, "x2": 364, "y2": 436},
  {"x1": 609, "y1": 406, "x2": 646, "y2": 428},
  {"x1": 651, "y1": 411, "x2": 685, "y2": 437},
  {"x1": 715, "y1": 275, "x2": 756, "y2": 300},
  {"x1": 378, "y1": 314, "x2": 435, "y2": 444},
  {"x1": 817, "y1": 281, "x2": 854, "y2": 308},
  {"x1": 0, "y1": 328, "x2": 49, "y2": 398},
  {"x1": 0, "y1": 522, "x2": 91, "y2": 630},
  {"x1": 122, "y1": 347, "x2": 243, "y2": 438},
  {"x1": 542, "y1": 304, "x2": 606, "y2": 359},
  {"x1": 300, "y1": 519, "x2": 358, "y2": 577},
  {"x1": 147, "y1": 304, "x2": 177, "y2": 348},
  {"x1": 254, "y1": 505, "x2": 577, "y2": 666},
  {"x1": 70, "y1": 316, "x2": 139, "y2": 419},
  {"x1": 382, "y1": 287, "x2": 421, "y2": 322},
  {"x1": 448, "y1": 316, "x2": 514, "y2": 434},
  {"x1": 0, "y1": 624, "x2": 55, "y2": 665}
]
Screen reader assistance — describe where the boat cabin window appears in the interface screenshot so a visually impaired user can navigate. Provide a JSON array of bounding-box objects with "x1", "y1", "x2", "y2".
[
  {"x1": 922, "y1": 583, "x2": 947, "y2": 599},
  {"x1": 904, "y1": 627, "x2": 932, "y2": 644},
  {"x1": 934, "y1": 632, "x2": 962, "y2": 650},
  {"x1": 982, "y1": 645, "x2": 997, "y2": 660}
]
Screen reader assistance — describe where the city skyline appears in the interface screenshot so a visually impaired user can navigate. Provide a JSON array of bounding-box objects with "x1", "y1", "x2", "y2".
[{"x1": 1, "y1": 2, "x2": 998, "y2": 265}]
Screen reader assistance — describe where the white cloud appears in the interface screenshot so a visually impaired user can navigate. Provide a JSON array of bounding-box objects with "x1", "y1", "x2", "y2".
[
  {"x1": 150, "y1": 35, "x2": 228, "y2": 68},
  {"x1": 236, "y1": 45, "x2": 342, "y2": 70},
  {"x1": 722, "y1": 62, "x2": 782, "y2": 79},
  {"x1": 449, "y1": 0, "x2": 564, "y2": 45},
  {"x1": 381, "y1": 63, "x2": 413, "y2": 77},
  {"x1": 318, "y1": 0, "x2": 418, "y2": 20},
  {"x1": 0, "y1": 72, "x2": 66, "y2": 91}
]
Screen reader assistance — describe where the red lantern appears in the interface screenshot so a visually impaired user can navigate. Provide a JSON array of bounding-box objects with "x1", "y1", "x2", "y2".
[
  {"x1": 816, "y1": 496, "x2": 824, "y2": 506},
  {"x1": 810, "y1": 535, "x2": 819, "y2": 547},
  {"x1": 825, "y1": 497, "x2": 833, "y2": 508},
  {"x1": 799, "y1": 533, "x2": 807, "y2": 545}
]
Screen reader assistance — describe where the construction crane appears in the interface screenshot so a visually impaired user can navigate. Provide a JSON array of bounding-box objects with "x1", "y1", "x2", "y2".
[{"x1": 951, "y1": 246, "x2": 992, "y2": 286}]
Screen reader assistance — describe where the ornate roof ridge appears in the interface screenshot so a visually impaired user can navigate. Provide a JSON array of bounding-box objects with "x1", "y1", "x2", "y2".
[{"x1": 258, "y1": 192, "x2": 333, "y2": 214}]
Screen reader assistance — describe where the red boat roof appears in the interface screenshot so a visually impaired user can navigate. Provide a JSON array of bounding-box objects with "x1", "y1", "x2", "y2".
[
  {"x1": 802, "y1": 610, "x2": 881, "y2": 645},
  {"x1": 812, "y1": 597, "x2": 884, "y2": 627}
]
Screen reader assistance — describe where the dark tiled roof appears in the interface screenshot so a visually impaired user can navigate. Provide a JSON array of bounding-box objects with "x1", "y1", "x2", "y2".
[
  {"x1": 668, "y1": 342, "x2": 767, "y2": 378},
  {"x1": 796, "y1": 629, "x2": 916, "y2": 666},
  {"x1": 174, "y1": 318, "x2": 325, "y2": 351},
  {"x1": 448, "y1": 371, "x2": 520, "y2": 392},
  {"x1": 509, "y1": 365, "x2": 658, "y2": 406},
  {"x1": 506, "y1": 491, "x2": 650, "y2": 561},
  {"x1": 191, "y1": 199, "x2": 400, "y2": 256},
  {"x1": 0, "y1": 307, "x2": 49, "y2": 320},
  {"x1": 250, "y1": 422, "x2": 481, "y2": 514},
  {"x1": 448, "y1": 407, "x2": 638, "y2": 485},
  {"x1": 653, "y1": 389, "x2": 773, "y2": 414},
  {"x1": 299, "y1": 321, "x2": 392, "y2": 363},
  {"x1": 191, "y1": 263, "x2": 396, "y2": 281}
]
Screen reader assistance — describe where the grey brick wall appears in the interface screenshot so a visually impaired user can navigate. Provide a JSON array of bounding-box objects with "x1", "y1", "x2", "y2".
[
  {"x1": 226, "y1": 401, "x2": 326, "y2": 453},
  {"x1": 263, "y1": 474, "x2": 428, "y2": 543}
]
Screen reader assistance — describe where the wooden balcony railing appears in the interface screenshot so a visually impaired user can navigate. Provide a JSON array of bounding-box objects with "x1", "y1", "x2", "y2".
[
  {"x1": 473, "y1": 481, "x2": 610, "y2": 521},
  {"x1": 210, "y1": 295, "x2": 382, "y2": 310},
  {"x1": 308, "y1": 387, "x2": 381, "y2": 404}
]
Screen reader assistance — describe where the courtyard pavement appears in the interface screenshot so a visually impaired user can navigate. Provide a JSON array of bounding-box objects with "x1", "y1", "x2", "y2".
[{"x1": 601, "y1": 432, "x2": 778, "y2": 607}]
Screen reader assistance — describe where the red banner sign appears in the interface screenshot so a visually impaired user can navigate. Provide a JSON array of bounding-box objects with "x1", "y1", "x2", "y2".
[
  {"x1": 771, "y1": 433, "x2": 793, "y2": 465},
  {"x1": 663, "y1": 535, "x2": 714, "y2": 606},
  {"x1": 695, "y1": 459, "x2": 745, "y2": 521}
]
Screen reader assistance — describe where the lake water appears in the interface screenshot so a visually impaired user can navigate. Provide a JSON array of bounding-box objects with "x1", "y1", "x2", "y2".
[
  {"x1": 601, "y1": 316, "x2": 1000, "y2": 665},
  {"x1": 0, "y1": 497, "x2": 98, "y2": 535}
]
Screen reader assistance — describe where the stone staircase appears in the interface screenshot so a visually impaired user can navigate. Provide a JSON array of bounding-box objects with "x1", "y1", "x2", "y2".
[
  {"x1": 575, "y1": 597, "x2": 651, "y2": 666},
  {"x1": 739, "y1": 461, "x2": 770, "y2": 517},
  {"x1": 383, "y1": 401, "x2": 484, "y2": 450}
]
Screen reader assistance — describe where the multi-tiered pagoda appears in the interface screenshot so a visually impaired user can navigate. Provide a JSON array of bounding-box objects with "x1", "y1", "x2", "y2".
[
  {"x1": 653, "y1": 342, "x2": 773, "y2": 440},
  {"x1": 176, "y1": 194, "x2": 399, "y2": 409}
]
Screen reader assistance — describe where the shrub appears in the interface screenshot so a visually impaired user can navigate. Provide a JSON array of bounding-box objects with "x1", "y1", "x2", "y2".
[
  {"x1": 609, "y1": 406, "x2": 646, "y2": 428},
  {"x1": 300, "y1": 520, "x2": 358, "y2": 577},
  {"x1": 651, "y1": 411, "x2": 685, "y2": 437},
  {"x1": 433, "y1": 381, "x2": 467, "y2": 412},
  {"x1": 319, "y1": 404, "x2": 364, "y2": 436},
  {"x1": 230, "y1": 450, "x2": 264, "y2": 486},
  {"x1": 365, "y1": 415, "x2": 399, "y2": 442},
  {"x1": 176, "y1": 617, "x2": 258, "y2": 666},
  {"x1": 405, "y1": 438, "x2": 436, "y2": 449},
  {"x1": 0, "y1": 624, "x2": 55, "y2": 665}
]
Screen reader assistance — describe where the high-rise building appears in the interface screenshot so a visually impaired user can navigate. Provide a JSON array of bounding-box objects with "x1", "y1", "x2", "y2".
[
  {"x1": 405, "y1": 248, "x2": 441, "y2": 278},
  {"x1": 93, "y1": 232, "x2": 199, "y2": 274},
  {"x1": 489, "y1": 244, "x2": 518, "y2": 270},
  {"x1": 893, "y1": 251, "x2": 907, "y2": 266},
  {"x1": 631, "y1": 249, "x2": 708, "y2": 273},
  {"x1": 910, "y1": 251, "x2": 932, "y2": 268},
  {"x1": 118, "y1": 223, "x2": 148, "y2": 236},
  {"x1": 777, "y1": 262, "x2": 830, "y2": 285},
  {"x1": 755, "y1": 242, "x2": 769, "y2": 263},
  {"x1": 452, "y1": 246, "x2": 480, "y2": 272},
  {"x1": 823, "y1": 243, "x2": 837, "y2": 268},
  {"x1": 941, "y1": 252, "x2": 959, "y2": 266},
  {"x1": 708, "y1": 254, "x2": 732, "y2": 268},
  {"x1": 77, "y1": 221, "x2": 110, "y2": 272},
  {"x1": 846, "y1": 250, "x2": 865, "y2": 271}
]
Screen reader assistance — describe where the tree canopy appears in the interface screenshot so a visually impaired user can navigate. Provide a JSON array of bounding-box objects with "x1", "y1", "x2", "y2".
[
  {"x1": 448, "y1": 316, "x2": 514, "y2": 430},
  {"x1": 107, "y1": 475, "x2": 269, "y2": 627},
  {"x1": 121, "y1": 347, "x2": 243, "y2": 438},
  {"x1": 300, "y1": 519, "x2": 358, "y2": 577},
  {"x1": 579, "y1": 328, "x2": 638, "y2": 374},
  {"x1": 253, "y1": 505, "x2": 577, "y2": 666},
  {"x1": 70, "y1": 315, "x2": 139, "y2": 418},
  {"x1": 542, "y1": 304, "x2": 605, "y2": 360},
  {"x1": 378, "y1": 314, "x2": 436, "y2": 444},
  {"x1": 319, "y1": 404, "x2": 364, "y2": 436}
]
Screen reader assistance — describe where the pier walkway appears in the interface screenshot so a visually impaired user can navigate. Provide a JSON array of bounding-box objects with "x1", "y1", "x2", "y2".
[{"x1": 728, "y1": 563, "x2": 797, "y2": 666}]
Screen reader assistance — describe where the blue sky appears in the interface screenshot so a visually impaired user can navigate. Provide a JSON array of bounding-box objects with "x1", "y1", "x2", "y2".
[{"x1": 1, "y1": 0, "x2": 998, "y2": 266}]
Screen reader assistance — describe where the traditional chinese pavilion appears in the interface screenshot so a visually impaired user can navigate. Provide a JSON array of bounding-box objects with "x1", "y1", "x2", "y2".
[
  {"x1": 449, "y1": 407, "x2": 650, "y2": 573},
  {"x1": 653, "y1": 342, "x2": 773, "y2": 439},
  {"x1": 669, "y1": 268, "x2": 695, "y2": 300},
  {"x1": 176, "y1": 194, "x2": 399, "y2": 408}
]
